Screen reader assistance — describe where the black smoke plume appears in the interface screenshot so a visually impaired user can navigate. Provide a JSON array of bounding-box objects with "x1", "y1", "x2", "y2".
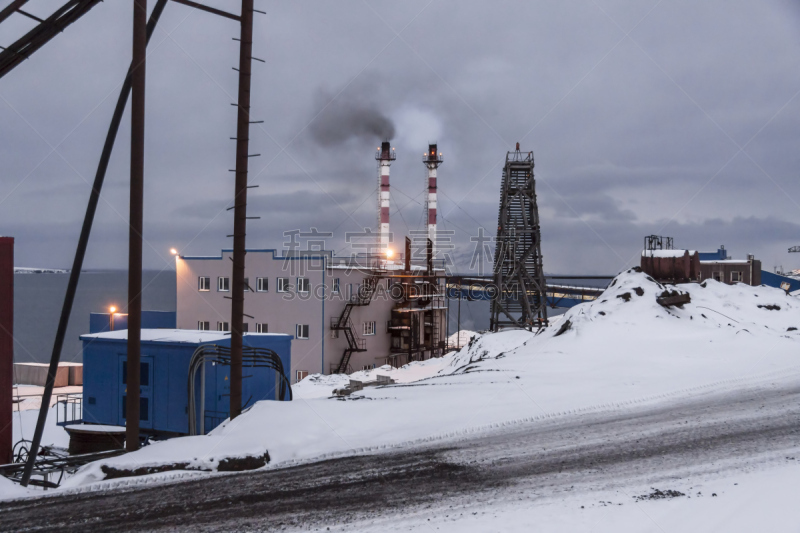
[{"x1": 309, "y1": 89, "x2": 395, "y2": 146}]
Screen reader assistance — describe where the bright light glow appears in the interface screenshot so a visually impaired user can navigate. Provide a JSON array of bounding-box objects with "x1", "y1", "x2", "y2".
[
  {"x1": 170, "y1": 248, "x2": 178, "y2": 255},
  {"x1": 109, "y1": 306, "x2": 117, "y2": 314},
  {"x1": 386, "y1": 249, "x2": 394, "y2": 258}
]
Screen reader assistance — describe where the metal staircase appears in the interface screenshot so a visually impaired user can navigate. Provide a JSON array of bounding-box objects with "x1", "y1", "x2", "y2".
[{"x1": 331, "y1": 276, "x2": 379, "y2": 374}]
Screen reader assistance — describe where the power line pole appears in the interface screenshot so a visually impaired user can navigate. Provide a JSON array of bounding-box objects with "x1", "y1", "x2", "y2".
[
  {"x1": 230, "y1": 0, "x2": 255, "y2": 420},
  {"x1": 126, "y1": 0, "x2": 148, "y2": 452}
]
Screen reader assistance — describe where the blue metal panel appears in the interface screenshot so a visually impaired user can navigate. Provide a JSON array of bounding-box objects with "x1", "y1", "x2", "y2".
[
  {"x1": 89, "y1": 311, "x2": 176, "y2": 333},
  {"x1": 760, "y1": 270, "x2": 800, "y2": 293},
  {"x1": 88, "y1": 313, "x2": 111, "y2": 334},
  {"x1": 81, "y1": 340, "x2": 116, "y2": 426},
  {"x1": 698, "y1": 248, "x2": 728, "y2": 261},
  {"x1": 80, "y1": 331, "x2": 292, "y2": 435}
]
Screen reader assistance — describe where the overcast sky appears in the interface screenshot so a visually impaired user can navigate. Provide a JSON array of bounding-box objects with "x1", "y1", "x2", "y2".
[{"x1": 1, "y1": 0, "x2": 799, "y2": 275}]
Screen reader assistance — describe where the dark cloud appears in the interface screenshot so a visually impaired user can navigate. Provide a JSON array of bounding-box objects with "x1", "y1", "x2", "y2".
[{"x1": 0, "y1": 0, "x2": 798, "y2": 274}]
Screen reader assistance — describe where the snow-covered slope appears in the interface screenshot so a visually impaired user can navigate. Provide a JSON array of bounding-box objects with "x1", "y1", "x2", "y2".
[
  {"x1": 46, "y1": 270, "x2": 800, "y2": 492},
  {"x1": 548, "y1": 269, "x2": 799, "y2": 340}
]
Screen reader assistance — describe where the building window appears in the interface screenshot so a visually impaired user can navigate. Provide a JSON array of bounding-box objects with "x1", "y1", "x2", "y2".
[
  {"x1": 362, "y1": 364, "x2": 375, "y2": 371},
  {"x1": 122, "y1": 362, "x2": 150, "y2": 387},
  {"x1": 363, "y1": 321, "x2": 376, "y2": 336},
  {"x1": 712, "y1": 271, "x2": 722, "y2": 282},
  {"x1": 256, "y1": 277, "x2": 268, "y2": 292},
  {"x1": 244, "y1": 277, "x2": 250, "y2": 291},
  {"x1": 731, "y1": 271, "x2": 742, "y2": 283},
  {"x1": 296, "y1": 370, "x2": 309, "y2": 382},
  {"x1": 331, "y1": 328, "x2": 339, "y2": 339},
  {"x1": 218, "y1": 277, "x2": 230, "y2": 292},
  {"x1": 278, "y1": 277, "x2": 290, "y2": 293},
  {"x1": 122, "y1": 396, "x2": 149, "y2": 421},
  {"x1": 296, "y1": 324, "x2": 309, "y2": 339},
  {"x1": 217, "y1": 321, "x2": 229, "y2": 332},
  {"x1": 242, "y1": 322, "x2": 249, "y2": 333},
  {"x1": 332, "y1": 278, "x2": 340, "y2": 294},
  {"x1": 198, "y1": 277, "x2": 211, "y2": 291},
  {"x1": 256, "y1": 323, "x2": 268, "y2": 333},
  {"x1": 297, "y1": 277, "x2": 310, "y2": 293},
  {"x1": 198, "y1": 321, "x2": 210, "y2": 331}
]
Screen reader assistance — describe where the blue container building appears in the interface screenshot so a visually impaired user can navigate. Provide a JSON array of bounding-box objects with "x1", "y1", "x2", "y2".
[{"x1": 80, "y1": 329, "x2": 292, "y2": 436}]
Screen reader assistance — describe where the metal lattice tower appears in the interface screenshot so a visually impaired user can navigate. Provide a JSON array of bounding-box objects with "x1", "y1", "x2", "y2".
[{"x1": 490, "y1": 145, "x2": 548, "y2": 331}]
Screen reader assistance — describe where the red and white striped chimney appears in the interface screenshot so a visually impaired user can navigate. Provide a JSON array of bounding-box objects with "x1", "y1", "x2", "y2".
[
  {"x1": 376, "y1": 141, "x2": 395, "y2": 255},
  {"x1": 423, "y1": 143, "x2": 443, "y2": 258}
]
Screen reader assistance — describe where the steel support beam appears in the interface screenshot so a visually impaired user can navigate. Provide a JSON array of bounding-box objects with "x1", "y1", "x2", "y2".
[
  {"x1": 170, "y1": 0, "x2": 239, "y2": 21},
  {"x1": 0, "y1": 237, "x2": 12, "y2": 465},
  {"x1": 0, "y1": 0, "x2": 30, "y2": 25},
  {"x1": 229, "y1": 0, "x2": 254, "y2": 421},
  {"x1": 0, "y1": 0, "x2": 104, "y2": 80},
  {"x1": 20, "y1": 0, "x2": 169, "y2": 486}
]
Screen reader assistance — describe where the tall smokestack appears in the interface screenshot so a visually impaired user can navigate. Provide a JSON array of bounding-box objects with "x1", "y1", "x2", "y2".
[
  {"x1": 376, "y1": 141, "x2": 395, "y2": 255},
  {"x1": 423, "y1": 144, "x2": 443, "y2": 258}
]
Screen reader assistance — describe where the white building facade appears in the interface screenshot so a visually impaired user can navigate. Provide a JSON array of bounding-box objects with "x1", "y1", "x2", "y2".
[{"x1": 176, "y1": 249, "x2": 447, "y2": 383}]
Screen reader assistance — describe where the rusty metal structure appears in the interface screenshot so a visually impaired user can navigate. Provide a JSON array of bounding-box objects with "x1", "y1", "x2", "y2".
[
  {"x1": 4, "y1": 0, "x2": 250, "y2": 487},
  {"x1": 640, "y1": 249, "x2": 700, "y2": 283},
  {"x1": 0, "y1": 238, "x2": 12, "y2": 466},
  {"x1": 0, "y1": 0, "x2": 105, "y2": 80},
  {"x1": 386, "y1": 238, "x2": 447, "y2": 366},
  {"x1": 644, "y1": 234, "x2": 674, "y2": 252},
  {"x1": 228, "y1": 0, "x2": 256, "y2": 422},
  {"x1": 125, "y1": 0, "x2": 148, "y2": 454},
  {"x1": 489, "y1": 144, "x2": 548, "y2": 331}
]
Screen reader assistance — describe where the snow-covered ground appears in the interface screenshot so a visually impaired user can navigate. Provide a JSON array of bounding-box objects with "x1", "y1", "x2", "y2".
[
  {"x1": 446, "y1": 329, "x2": 478, "y2": 349},
  {"x1": 371, "y1": 462, "x2": 800, "y2": 533},
  {"x1": 7, "y1": 269, "x2": 800, "y2": 530}
]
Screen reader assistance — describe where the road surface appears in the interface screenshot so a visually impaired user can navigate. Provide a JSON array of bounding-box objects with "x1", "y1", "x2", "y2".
[{"x1": 2, "y1": 381, "x2": 799, "y2": 531}]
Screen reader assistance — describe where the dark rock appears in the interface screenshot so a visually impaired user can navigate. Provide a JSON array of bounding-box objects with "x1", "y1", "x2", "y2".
[{"x1": 554, "y1": 319, "x2": 572, "y2": 337}]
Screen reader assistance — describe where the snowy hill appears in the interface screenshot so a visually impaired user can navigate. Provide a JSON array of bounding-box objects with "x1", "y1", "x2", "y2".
[
  {"x1": 19, "y1": 270, "x2": 800, "y2": 498},
  {"x1": 547, "y1": 269, "x2": 799, "y2": 340}
]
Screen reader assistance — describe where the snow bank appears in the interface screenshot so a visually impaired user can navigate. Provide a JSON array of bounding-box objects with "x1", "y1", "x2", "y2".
[
  {"x1": 0, "y1": 476, "x2": 30, "y2": 500},
  {"x1": 446, "y1": 329, "x2": 479, "y2": 350},
  {"x1": 56, "y1": 270, "x2": 800, "y2": 492}
]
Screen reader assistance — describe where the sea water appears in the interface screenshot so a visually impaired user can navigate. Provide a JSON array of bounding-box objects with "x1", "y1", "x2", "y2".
[{"x1": 13, "y1": 270, "x2": 176, "y2": 364}]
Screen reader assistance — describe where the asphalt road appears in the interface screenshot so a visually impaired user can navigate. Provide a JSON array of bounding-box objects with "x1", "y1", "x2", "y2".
[{"x1": 2, "y1": 382, "x2": 800, "y2": 532}]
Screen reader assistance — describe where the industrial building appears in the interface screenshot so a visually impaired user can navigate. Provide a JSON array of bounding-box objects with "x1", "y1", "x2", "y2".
[
  {"x1": 177, "y1": 249, "x2": 446, "y2": 382},
  {"x1": 177, "y1": 142, "x2": 449, "y2": 382},
  {"x1": 641, "y1": 237, "x2": 764, "y2": 287},
  {"x1": 80, "y1": 328, "x2": 291, "y2": 436}
]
